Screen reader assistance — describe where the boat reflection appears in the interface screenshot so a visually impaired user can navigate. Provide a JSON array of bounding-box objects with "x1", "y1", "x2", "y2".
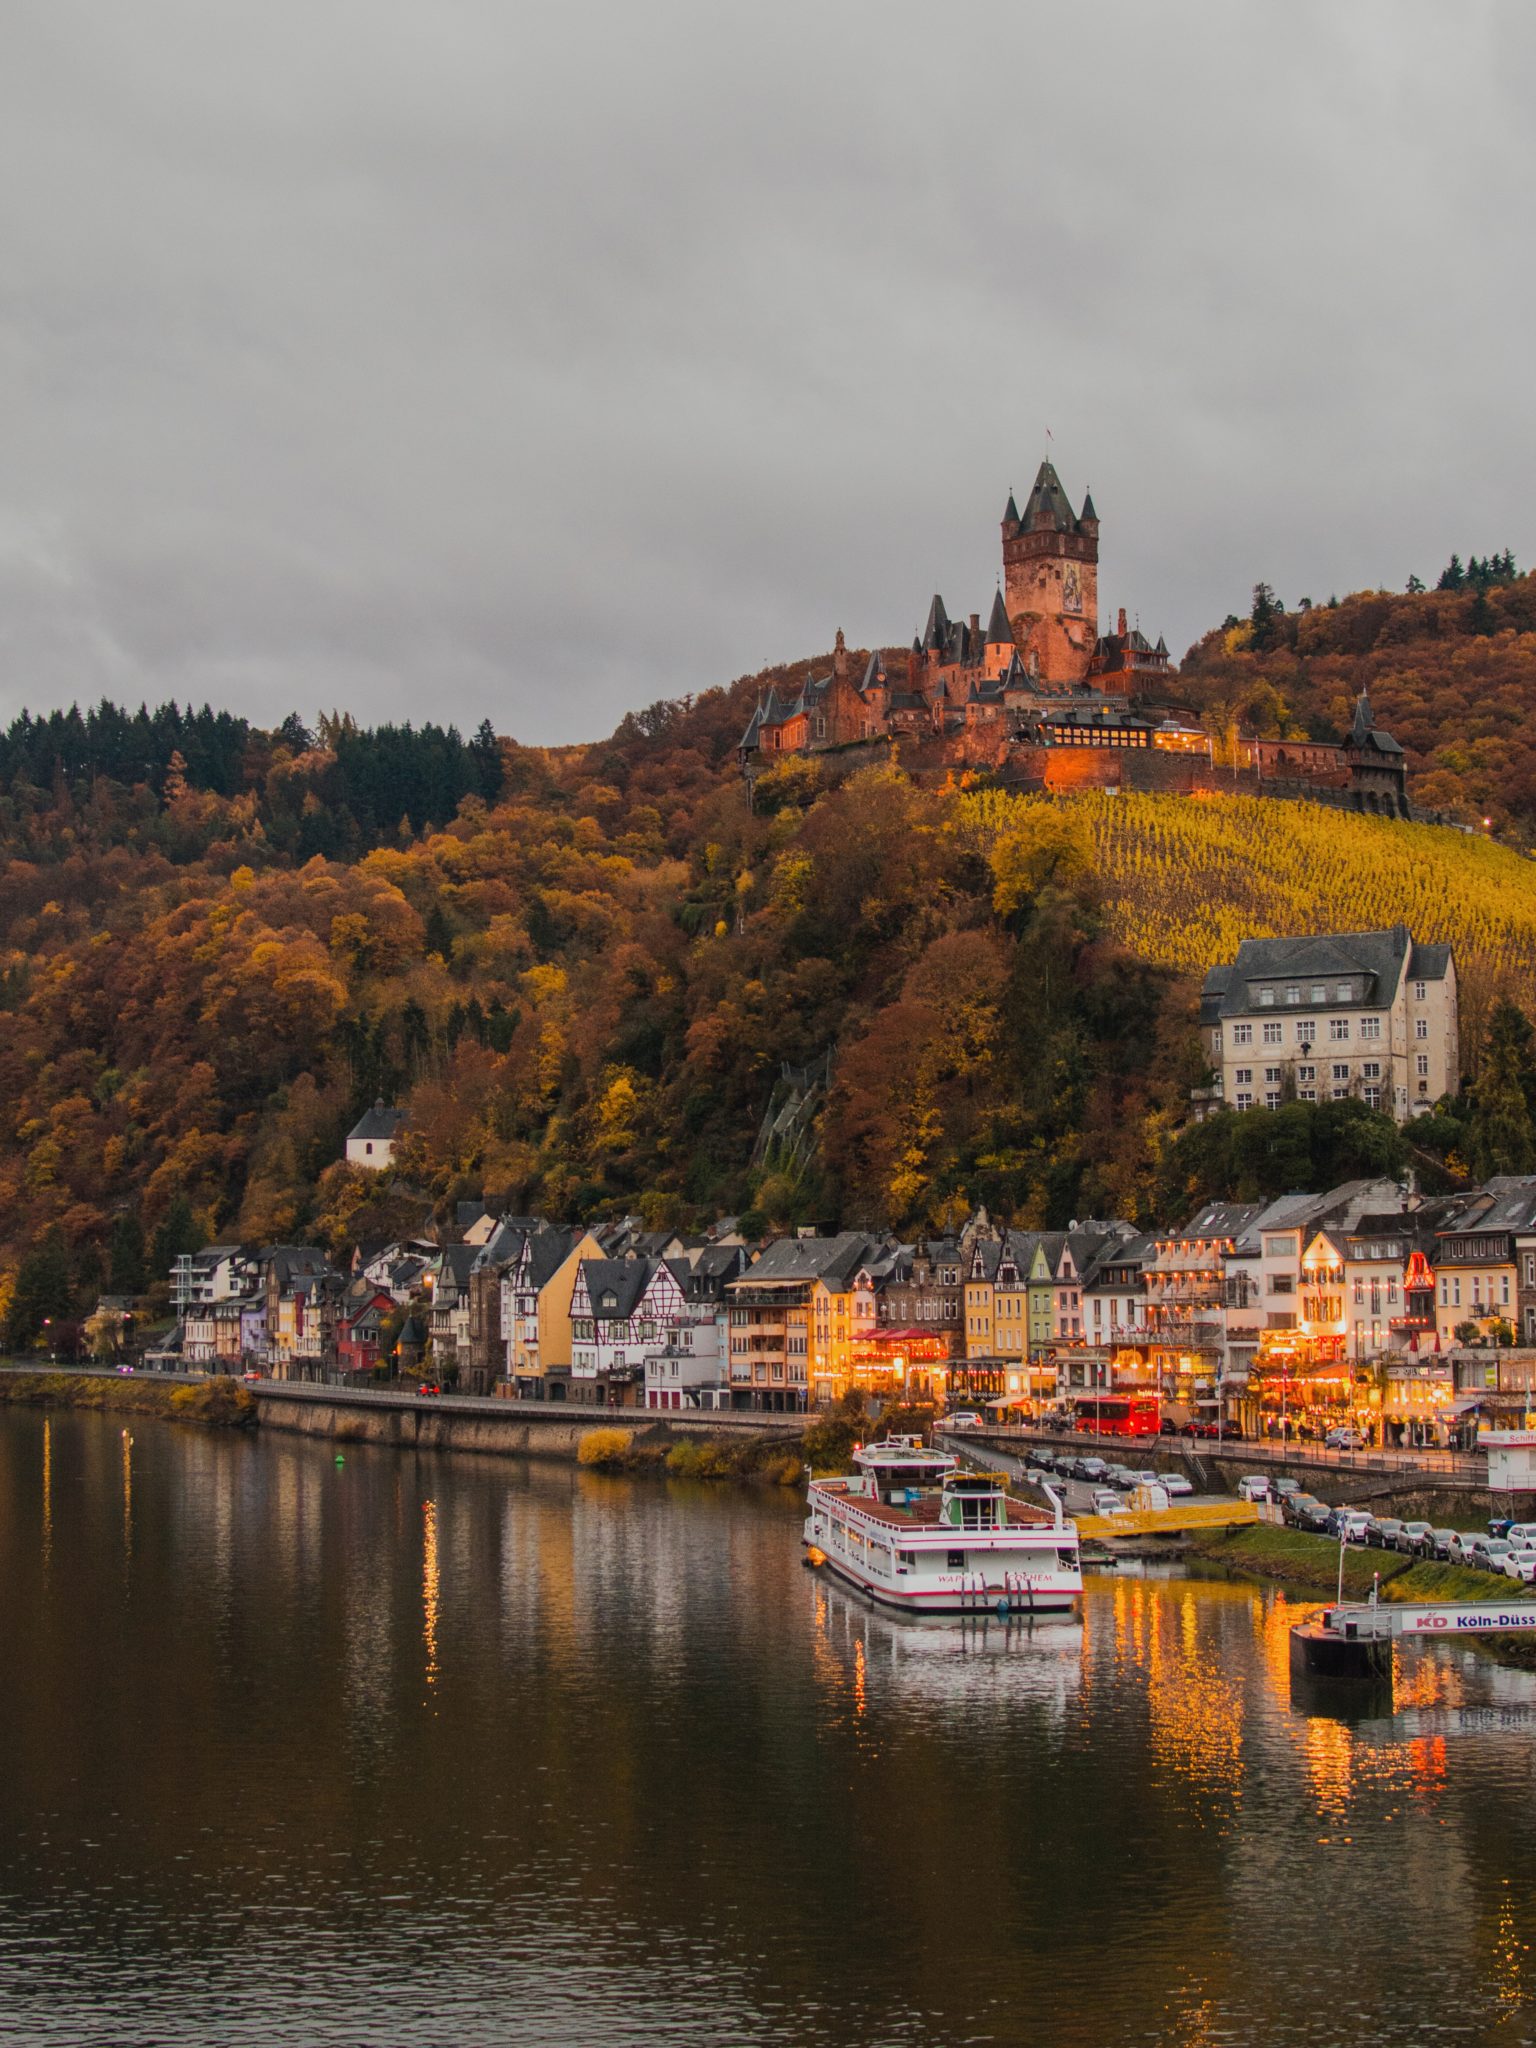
[{"x1": 811, "y1": 1574, "x2": 1083, "y2": 1715}]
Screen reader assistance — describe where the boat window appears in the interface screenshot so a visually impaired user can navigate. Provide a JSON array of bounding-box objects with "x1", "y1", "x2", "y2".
[
  {"x1": 946, "y1": 1550, "x2": 966, "y2": 1570},
  {"x1": 898, "y1": 1550, "x2": 916, "y2": 1566}
]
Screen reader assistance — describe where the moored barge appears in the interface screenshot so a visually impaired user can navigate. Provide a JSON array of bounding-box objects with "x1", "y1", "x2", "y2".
[{"x1": 804, "y1": 1437, "x2": 1081, "y2": 1616}]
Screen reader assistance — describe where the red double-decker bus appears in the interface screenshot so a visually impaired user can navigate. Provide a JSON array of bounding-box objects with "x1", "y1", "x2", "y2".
[{"x1": 1072, "y1": 1394, "x2": 1159, "y2": 1438}]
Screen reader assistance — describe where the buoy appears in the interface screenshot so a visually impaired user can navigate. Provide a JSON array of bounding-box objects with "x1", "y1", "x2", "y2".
[
  {"x1": 335, "y1": 1454, "x2": 345, "y2": 1466},
  {"x1": 996, "y1": 1598, "x2": 1011, "y2": 1620}
]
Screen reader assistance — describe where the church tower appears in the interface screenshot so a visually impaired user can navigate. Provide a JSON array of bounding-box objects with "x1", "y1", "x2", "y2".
[{"x1": 1000, "y1": 463, "x2": 1099, "y2": 687}]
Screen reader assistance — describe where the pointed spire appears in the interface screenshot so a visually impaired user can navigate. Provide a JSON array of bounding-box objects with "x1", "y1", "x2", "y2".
[
  {"x1": 922, "y1": 594, "x2": 950, "y2": 651},
  {"x1": 1002, "y1": 490, "x2": 1020, "y2": 526},
  {"x1": 1351, "y1": 686, "x2": 1374, "y2": 743},
  {"x1": 986, "y1": 587, "x2": 1013, "y2": 645},
  {"x1": 1080, "y1": 487, "x2": 1098, "y2": 524}
]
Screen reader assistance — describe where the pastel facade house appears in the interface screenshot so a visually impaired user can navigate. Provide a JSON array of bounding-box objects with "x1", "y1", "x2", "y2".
[
  {"x1": 345, "y1": 1100, "x2": 407, "y2": 1170},
  {"x1": 336, "y1": 1287, "x2": 396, "y2": 1376},
  {"x1": 1201, "y1": 926, "x2": 1457, "y2": 1122},
  {"x1": 500, "y1": 1225, "x2": 605, "y2": 1396}
]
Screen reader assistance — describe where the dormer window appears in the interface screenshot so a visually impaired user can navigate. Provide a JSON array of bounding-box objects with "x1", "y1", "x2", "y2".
[
  {"x1": 1285, "y1": 986, "x2": 1300, "y2": 1004},
  {"x1": 1258, "y1": 988, "x2": 1275, "y2": 1007},
  {"x1": 602, "y1": 1292, "x2": 618, "y2": 1310}
]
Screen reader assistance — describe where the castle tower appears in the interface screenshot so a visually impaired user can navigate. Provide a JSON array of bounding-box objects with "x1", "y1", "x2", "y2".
[{"x1": 1001, "y1": 463, "x2": 1098, "y2": 686}]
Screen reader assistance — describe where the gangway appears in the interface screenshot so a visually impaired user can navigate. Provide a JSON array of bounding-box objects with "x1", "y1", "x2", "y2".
[{"x1": 1292, "y1": 1596, "x2": 1536, "y2": 1679}]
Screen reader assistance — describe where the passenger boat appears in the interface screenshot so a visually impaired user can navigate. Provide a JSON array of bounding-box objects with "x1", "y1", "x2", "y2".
[{"x1": 803, "y1": 1437, "x2": 1081, "y2": 1616}]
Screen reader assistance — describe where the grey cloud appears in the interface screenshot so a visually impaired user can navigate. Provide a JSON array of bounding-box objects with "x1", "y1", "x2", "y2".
[{"x1": 0, "y1": 1, "x2": 1530, "y2": 743}]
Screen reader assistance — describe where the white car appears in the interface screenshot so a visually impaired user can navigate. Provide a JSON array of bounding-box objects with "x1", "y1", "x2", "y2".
[
  {"x1": 1236, "y1": 1475, "x2": 1271, "y2": 1503},
  {"x1": 1160, "y1": 1472, "x2": 1194, "y2": 1499},
  {"x1": 945, "y1": 1411, "x2": 983, "y2": 1429},
  {"x1": 1502, "y1": 1549, "x2": 1536, "y2": 1582},
  {"x1": 1325, "y1": 1427, "x2": 1366, "y2": 1449},
  {"x1": 1091, "y1": 1488, "x2": 1126, "y2": 1516}
]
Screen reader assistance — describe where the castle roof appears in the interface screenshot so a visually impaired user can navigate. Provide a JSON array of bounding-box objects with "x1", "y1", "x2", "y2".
[
  {"x1": 1080, "y1": 488, "x2": 1098, "y2": 523},
  {"x1": 1003, "y1": 491, "x2": 1020, "y2": 526},
  {"x1": 986, "y1": 587, "x2": 1014, "y2": 645},
  {"x1": 922, "y1": 594, "x2": 951, "y2": 651},
  {"x1": 1350, "y1": 687, "x2": 1404, "y2": 756},
  {"x1": 1020, "y1": 460, "x2": 1080, "y2": 535}
]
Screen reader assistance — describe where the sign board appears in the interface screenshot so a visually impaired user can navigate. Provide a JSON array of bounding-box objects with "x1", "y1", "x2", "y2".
[{"x1": 1398, "y1": 1607, "x2": 1536, "y2": 1635}]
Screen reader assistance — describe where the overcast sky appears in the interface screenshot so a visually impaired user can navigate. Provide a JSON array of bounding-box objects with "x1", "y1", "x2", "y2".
[{"x1": 0, "y1": 2, "x2": 1530, "y2": 746}]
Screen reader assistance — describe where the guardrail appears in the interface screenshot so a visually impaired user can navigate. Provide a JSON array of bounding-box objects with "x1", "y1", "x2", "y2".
[{"x1": 958, "y1": 1423, "x2": 1481, "y2": 1483}]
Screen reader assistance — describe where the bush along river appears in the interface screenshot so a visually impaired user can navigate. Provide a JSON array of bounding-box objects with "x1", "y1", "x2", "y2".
[{"x1": 7, "y1": 1405, "x2": 1536, "y2": 2047}]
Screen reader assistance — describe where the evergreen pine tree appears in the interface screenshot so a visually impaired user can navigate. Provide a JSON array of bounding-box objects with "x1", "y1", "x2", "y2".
[
  {"x1": 108, "y1": 1212, "x2": 147, "y2": 1294},
  {"x1": 6, "y1": 1229, "x2": 76, "y2": 1349},
  {"x1": 1437, "y1": 553, "x2": 1465, "y2": 592},
  {"x1": 150, "y1": 1193, "x2": 200, "y2": 1290},
  {"x1": 1466, "y1": 1004, "x2": 1536, "y2": 1178},
  {"x1": 423, "y1": 902, "x2": 454, "y2": 961}
]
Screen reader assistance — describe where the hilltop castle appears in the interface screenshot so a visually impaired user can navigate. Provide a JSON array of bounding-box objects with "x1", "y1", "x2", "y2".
[
  {"x1": 741, "y1": 461, "x2": 1174, "y2": 763},
  {"x1": 740, "y1": 462, "x2": 1411, "y2": 820}
]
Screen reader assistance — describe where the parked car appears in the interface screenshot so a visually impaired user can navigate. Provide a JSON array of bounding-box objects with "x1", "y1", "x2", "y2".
[
  {"x1": 1298, "y1": 1499, "x2": 1335, "y2": 1533},
  {"x1": 417, "y1": 1382, "x2": 442, "y2": 1398},
  {"x1": 1447, "y1": 1529, "x2": 1483, "y2": 1565},
  {"x1": 1131, "y1": 1469, "x2": 1161, "y2": 1489},
  {"x1": 946, "y1": 1411, "x2": 983, "y2": 1429},
  {"x1": 1161, "y1": 1472, "x2": 1195, "y2": 1499},
  {"x1": 1272, "y1": 1477, "x2": 1302, "y2": 1499},
  {"x1": 1105, "y1": 1465, "x2": 1136, "y2": 1489},
  {"x1": 1479, "y1": 1539, "x2": 1517, "y2": 1572},
  {"x1": 1396, "y1": 1521, "x2": 1435, "y2": 1555},
  {"x1": 1183, "y1": 1419, "x2": 1223, "y2": 1440},
  {"x1": 1324, "y1": 1427, "x2": 1366, "y2": 1450},
  {"x1": 1159, "y1": 1418, "x2": 1178, "y2": 1435},
  {"x1": 1503, "y1": 1549, "x2": 1536, "y2": 1583},
  {"x1": 1506, "y1": 1522, "x2": 1536, "y2": 1549},
  {"x1": 1332, "y1": 1509, "x2": 1373, "y2": 1543},
  {"x1": 1091, "y1": 1488, "x2": 1124, "y2": 1516},
  {"x1": 241, "y1": 1369, "x2": 262, "y2": 1383},
  {"x1": 1076, "y1": 1457, "x2": 1108, "y2": 1482},
  {"x1": 1236, "y1": 1475, "x2": 1271, "y2": 1503},
  {"x1": 1368, "y1": 1517, "x2": 1406, "y2": 1550}
]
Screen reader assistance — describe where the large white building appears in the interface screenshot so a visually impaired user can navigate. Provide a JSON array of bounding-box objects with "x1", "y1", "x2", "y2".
[{"x1": 1200, "y1": 926, "x2": 1457, "y2": 1122}]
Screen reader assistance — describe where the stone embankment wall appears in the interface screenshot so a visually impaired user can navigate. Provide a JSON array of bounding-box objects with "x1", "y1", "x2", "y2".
[{"x1": 254, "y1": 1387, "x2": 804, "y2": 1463}]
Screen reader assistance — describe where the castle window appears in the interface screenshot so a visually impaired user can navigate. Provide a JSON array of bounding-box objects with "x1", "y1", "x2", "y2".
[
  {"x1": 1262, "y1": 1021, "x2": 1282, "y2": 1045},
  {"x1": 1415, "y1": 1018, "x2": 1429, "y2": 1040},
  {"x1": 1329, "y1": 1017, "x2": 1350, "y2": 1041},
  {"x1": 1310, "y1": 985, "x2": 1326, "y2": 1003},
  {"x1": 1359, "y1": 1016, "x2": 1381, "y2": 1040},
  {"x1": 1414, "y1": 981, "x2": 1427, "y2": 1001}
]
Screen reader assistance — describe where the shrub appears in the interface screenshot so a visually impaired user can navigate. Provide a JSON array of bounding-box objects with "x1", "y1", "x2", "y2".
[{"x1": 577, "y1": 1427, "x2": 633, "y2": 1467}]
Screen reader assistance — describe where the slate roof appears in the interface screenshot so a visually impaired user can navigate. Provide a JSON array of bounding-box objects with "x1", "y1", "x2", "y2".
[
  {"x1": 1201, "y1": 926, "x2": 1451, "y2": 1019},
  {"x1": 741, "y1": 1232, "x2": 881, "y2": 1291},
  {"x1": 1350, "y1": 688, "x2": 1405, "y2": 756},
  {"x1": 986, "y1": 587, "x2": 1014, "y2": 645},
  {"x1": 348, "y1": 1100, "x2": 407, "y2": 1143},
  {"x1": 1019, "y1": 460, "x2": 1081, "y2": 535},
  {"x1": 580, "y1": 1258, "x2": 654, "y2": 1323}
]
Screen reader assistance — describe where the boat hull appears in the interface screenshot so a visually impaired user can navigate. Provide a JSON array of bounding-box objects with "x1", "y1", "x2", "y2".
[
  {"x1": 806, "y1": 1545, "x2": 1080, "y2": 1615},
  {"x1": 804, "y1": 1533, "x2": 1081, "y2": 1615}
]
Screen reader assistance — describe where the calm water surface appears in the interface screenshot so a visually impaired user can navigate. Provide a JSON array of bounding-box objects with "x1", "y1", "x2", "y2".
[{"x1": 3, "y1": 1409, "x2": 1536, "y2": 2047}]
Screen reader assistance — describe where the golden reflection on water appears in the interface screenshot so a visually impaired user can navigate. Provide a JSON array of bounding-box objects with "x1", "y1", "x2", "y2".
[
  {"x1": 40, "y1": 1418, "x2": 51, "y2": 1572},
  {"x1": 1493, "y1": 1878, "x2": 1532, "y2": 2016},
  {"x1": 421, "y1": 1499, "x2": 440, "y2": 1694},
  {"x1": 852, "y1": 1637, "x2": 866, "y2": 1718},
  {"x1": 1145, "y1": 1590, "x2": 1244, "y2": 1799},
  {"x1": 121, "y1": 1428, "x2": 132, "y2": 1563}
]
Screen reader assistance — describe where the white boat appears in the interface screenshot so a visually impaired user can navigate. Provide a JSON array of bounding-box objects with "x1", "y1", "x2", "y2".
[{"x1": 803, "y1": 1436, "x2": 1081, "y2": 1616}]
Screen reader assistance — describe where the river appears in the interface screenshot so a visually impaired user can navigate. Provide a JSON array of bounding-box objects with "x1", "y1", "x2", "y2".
[{"x1": 2, "y1": 1407, "x2": 1535, "y2": 2046}]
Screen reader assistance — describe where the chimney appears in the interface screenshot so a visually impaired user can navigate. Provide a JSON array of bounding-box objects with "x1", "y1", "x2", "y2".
[{"x1": 1117, "y1": 607, "x2": 1128, "y2": 637}]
